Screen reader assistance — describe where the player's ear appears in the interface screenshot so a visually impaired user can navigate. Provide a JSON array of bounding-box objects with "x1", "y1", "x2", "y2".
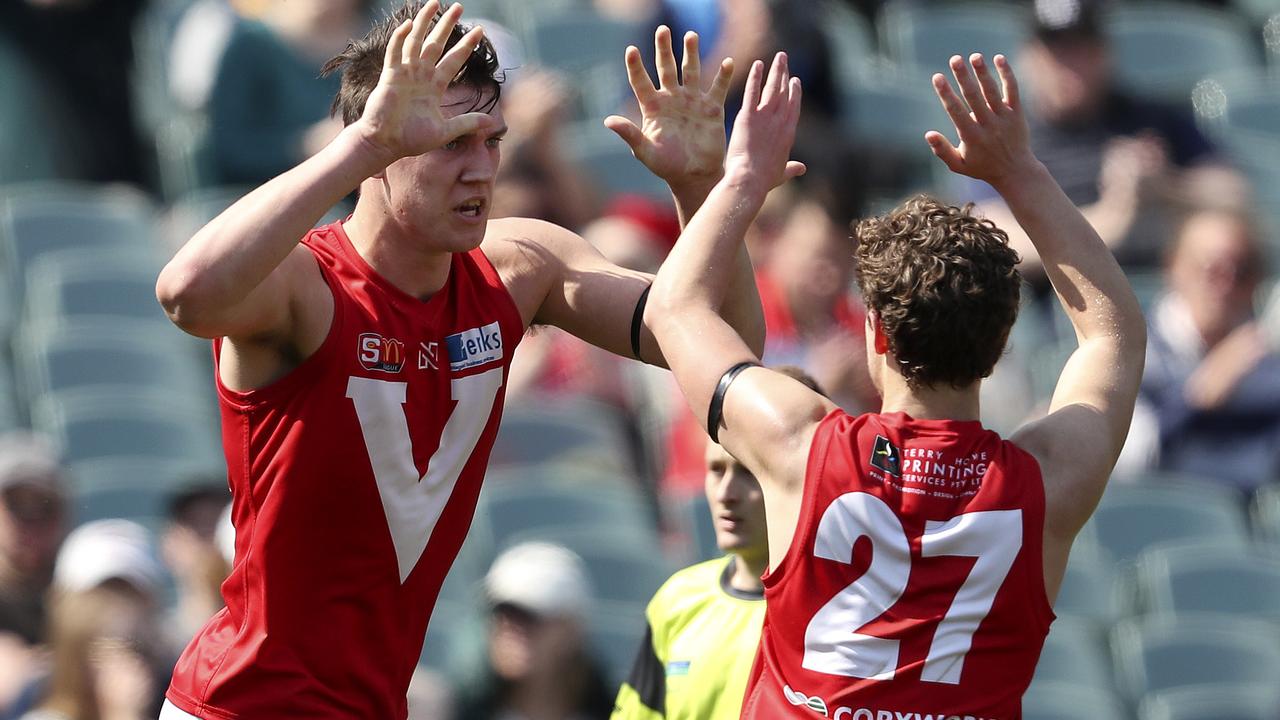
[{"x1": 868, "y1": 311, "x2": 889, "y2": 355}]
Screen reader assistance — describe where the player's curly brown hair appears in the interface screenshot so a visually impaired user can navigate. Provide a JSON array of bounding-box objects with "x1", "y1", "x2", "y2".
[
  {"x1": 853, "y1": 195, "x2": 1022, "y2": 389},
  {"x1": 321, "y1": 2, "x2": 502, "y2": 127}
]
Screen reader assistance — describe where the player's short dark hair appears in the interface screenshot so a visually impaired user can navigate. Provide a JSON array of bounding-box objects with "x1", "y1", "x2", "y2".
[
  {"x1": 320, "y1": 2, "x2": 502, "y2": 126},
  {"x1": 853, "y1": 195, "x2": 1022, "y2": 390}
]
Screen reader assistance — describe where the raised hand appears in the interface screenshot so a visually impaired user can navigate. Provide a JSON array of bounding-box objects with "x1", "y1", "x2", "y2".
[
  {"x1": 354, "y1": 1, "x2": 494, "y2": 167},
  {"x1": 605, "y1": 27, "x2": 735, "y2": 192},
  {"x1": 723, "y1": 52, "x2": 806, "y2": 192},
  {"x1": 925, "y1": 54, "x2": 1037, "y2": 188}
]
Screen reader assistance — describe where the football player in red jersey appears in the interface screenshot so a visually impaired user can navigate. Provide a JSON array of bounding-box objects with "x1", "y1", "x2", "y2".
[
  {"x1": 647, "y1": 53, "x2": 1144, "y2": 717},
  {"x1": 153, "y1": 3, "x2": 763, "y2": 718}
]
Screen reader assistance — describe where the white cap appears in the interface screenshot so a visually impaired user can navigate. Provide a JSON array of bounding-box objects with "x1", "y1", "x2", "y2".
[
  {"x1": 0, "y1": 431, "x2": 64, "y2": 495},
  {"x1": 484, "y1": 542, "x2": 592, "y2": 619},
  {"x1": 54, "y1": 519, "x2": 164, "y2": 596}
]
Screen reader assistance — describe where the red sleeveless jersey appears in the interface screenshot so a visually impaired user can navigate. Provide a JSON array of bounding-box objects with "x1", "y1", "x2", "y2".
[
  {"x1": 742, "y1": 411, "x2": 1054, "y2": 720},
  {"x1": 166, "y1": 223, "x2": 523, "y2": 719}
]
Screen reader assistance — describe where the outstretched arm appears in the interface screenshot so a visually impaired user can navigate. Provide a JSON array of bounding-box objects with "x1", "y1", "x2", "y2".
[
  {"x1": 646, "y1": 54, "x2": 833, "y2": 568},
  {"x1": 925, "y1": 54, "x2": 1146, "y2": 549},
  {"x1": 525, "y1": 27, "x2": 765, "y2": 364},
  {"x1": 157, "y1": 2, "x2": 492, "y2": 340}
]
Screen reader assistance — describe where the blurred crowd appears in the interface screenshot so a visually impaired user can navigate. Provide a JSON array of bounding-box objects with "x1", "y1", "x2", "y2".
[{"x1": 3, "y1": 0, "x2": 1280, "y2": 717}]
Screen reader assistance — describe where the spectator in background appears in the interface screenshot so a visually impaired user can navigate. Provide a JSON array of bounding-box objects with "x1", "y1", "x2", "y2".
[
  {"x1": 612, "y1": 367, "x2": 824, "y2": 720},
  {"x1": 15, "y1": 520, "x2": 169, "y2": 720},
  {"x1": 973, "y1": 0, "x2": 1220, "y2": 280},
  {"x1": 18, "y1": 585, "x2": 159, "y2": 720},
  {"x1": 0, "y1": 433, "x2": 67, "y2": 647},
  {"x1": 206, "y1": 0, "x2": 374, "y2": 186},
  {"x1": 645, "y1": 0, "x2": 840, "y2": 120},
  {"x1": 1123, "y1": 207, "x2": 1280, "y2": 494},
  {"x1": 0, "y1": 0, "x2": 149, "y2": 186},
  {"x1": 453, "y1": 543, "x2": 614, "y2": 720},
  {"x1": 489, "y1": 67, "x2": 601, "y2": 231},
  {"x1": 159, "y1": 485, "x2": 230, "y2": 657}
]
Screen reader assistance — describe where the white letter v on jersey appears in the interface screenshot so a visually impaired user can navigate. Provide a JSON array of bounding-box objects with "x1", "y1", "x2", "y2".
[{"x1": 346, "y1": 369, "x2": 504, "y2": 583}]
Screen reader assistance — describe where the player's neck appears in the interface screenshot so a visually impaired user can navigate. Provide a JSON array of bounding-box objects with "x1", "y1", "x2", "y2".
[
  {"x1": 344, "y1": 207, "x2": 453, "y2": 301},
  {"x1": 877, "y1": 368, "x2": 980, "y2": 422},
  {"x1": 730, "y1": 553, "x2": 766, "y2": 593}
]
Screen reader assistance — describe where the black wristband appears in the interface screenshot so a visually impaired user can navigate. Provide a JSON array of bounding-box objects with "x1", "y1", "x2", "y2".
[
  {"x1": 630, "y1": 284, "x2": 652, "y2": 362},
  {"x1": 707, "y1": 361, "x2": 761, "y2": 443}
]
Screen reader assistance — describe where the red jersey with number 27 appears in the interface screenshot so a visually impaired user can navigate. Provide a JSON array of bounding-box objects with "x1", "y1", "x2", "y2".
[
  {"x1": 742, "y1": 410, "x2": 1054, "y2": 720},
  {"x1": 166, "y1": 222, "x2": 523, "y2": 719}
]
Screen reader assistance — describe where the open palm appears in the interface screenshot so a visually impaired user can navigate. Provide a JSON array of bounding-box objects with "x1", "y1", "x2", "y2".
[
  {"x1": 606, "y1": 27, "x2": 734, "y2": 190},
  {"x1": 356, "y1": 1, "x2": 493, "y2": 166}
]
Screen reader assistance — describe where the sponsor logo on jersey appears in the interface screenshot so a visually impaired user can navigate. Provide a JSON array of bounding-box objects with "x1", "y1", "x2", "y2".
[
  {"x1": 665, "y1": 660, "x2": 691, "y2": 677},
  {"x1": 870, "y1": 435, "x2": 902, "y2": 477},
  {"x1": 446, "y1": 321, "x2": 503, "y2": 371},
  {"x1": 358, "y1": 333, "x2": 405, "y2": 373},
  {"x1": 418, "y1": 341, "x2": 439, "y2": 370},
  {"x1": 783, "y1": 684, "x2": 829, "y2": 716},
  {"x1": 783, "y1": 684, "x2": 998, "y2": 720}
]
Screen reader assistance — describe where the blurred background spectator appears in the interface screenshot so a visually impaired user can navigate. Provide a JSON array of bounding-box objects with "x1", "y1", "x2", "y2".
[
  {"x1": 0, "y1": 0, "x2": 151, "y2": 187},
  {"x1": 970, "y1": 0, "x2": 1227, "y2": 285},
  {"x1": 0, "y1": 434, "x2": 66, "y2": 648},
  {"x1": 12, "y1": 520, "x2": 168, "y2": 720},
  {"x1": 1121, "y1": 206, "x2": 1280, "y2": 495},
  {"x1": 158, "y1": 483, "x2": 229, "y2": 657},
  {"x1": 204, "y1": 0, "x2": 372, "y2": 186},
  {"x1": 453, "y1": 542, "x2": 614, "y2": 720}
]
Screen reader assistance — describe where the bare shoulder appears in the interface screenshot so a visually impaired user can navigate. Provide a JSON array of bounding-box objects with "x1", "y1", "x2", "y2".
[
  {"x1": 481, "y1": 213, "x2": 573, "y2": 324},
  {"x1": 221, "y1": 243, "x2": 333, "y2": 390},
  {"x1": 1010, "y1": 405, "x2": 1113, "y2": 543},
  {"x1": 480, "y1": 217, "x2": 579, "y2": 327},
  {"x1": 482, "y1": 217, "x2": 589, "y2": 265}
]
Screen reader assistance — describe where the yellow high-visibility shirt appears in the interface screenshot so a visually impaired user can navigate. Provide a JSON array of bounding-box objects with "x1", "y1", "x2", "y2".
[{"x1": 611, "y1": 556, "x2": 765, "y2": 720}]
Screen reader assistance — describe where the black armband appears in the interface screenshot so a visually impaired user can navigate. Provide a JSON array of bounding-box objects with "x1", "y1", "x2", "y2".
[
  {"x1": 707, "y1": 361, "x2": 761, "y2": 443},
  {"x1": 630, "y1": 284, "x2": 652, "y2": 362}
]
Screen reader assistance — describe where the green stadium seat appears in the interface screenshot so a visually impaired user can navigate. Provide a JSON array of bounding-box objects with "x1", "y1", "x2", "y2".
[
  {"x1": 1054, "y1": 546, "x2": 1126, "y2": 624},
  {"x1": 837, "y1": 68, "x2": 952, "y2": 198},
  {"x1": 419, "y1": 599, "x2": 466, "y2": 673},
  {"x1": 68, "y1": 455, "x2": 225, "y2": 526},
  {"x1": 566, "y1": 128, "x2": 671, "y2": 202},
  {"x1": 522, "y1": 12, "x2": 639, "y2": 121},
  {"x1": 0, "y1": 185, "x2": 160, "y2": 303},
  {"x1": 490, "y1": 396, "x2": 637, "y2": 474},
  {"x1": 1134, "y1": 542, "x2": 1280, "y2": 620},
  {"x1": 1106, "y1": 3, "x2": 1261, "y2": 104},
  {"x1": 524, "y1": 10, "x2": 637, "y2": 75},
  {"x1": 16, "y1": 321, "x2": 209, "y2": 414},
  {"x1": 0, "y1": 352, "x2": 20, "y2": 433},
  {"x1": 33, "y1": 387, "x2": 222, "y2": 468},
  {"x1": 1252, "y1": 483, "x2": 1280, "y2": 544},
  {"x1": 1023, "y1": 680, "x2": 1130, "y2": 720},
  {"x1": 1032, "y1": 616, "x2": 1116, "y2": 692},
  {"x1": 1080, "y1": 480, "x2": 1251, "y2": 566},
  {"x1": 474, "y1": 481, "x2": 657, "y2": 554},
  {"x1": 1138, "y1": 684, "x2": 1280, "y2": 720},
  {"x1": 23, "y1": 247, "x2": 168, "y2": 329},
  {"x1": 1111, "y1": 614, "x2": 1280, "y2": 702},
  {"x1": 879, "y1": 1, "x2": 1030, "y2": 79},
  {"x1": 587, "y1": 599, "x2": 649, "y2": 688}
]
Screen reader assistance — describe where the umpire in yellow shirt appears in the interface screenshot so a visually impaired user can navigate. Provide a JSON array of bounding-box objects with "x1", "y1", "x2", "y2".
[{"x1": 612, "y1": 368, "x2": 825, "y2": 720}]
